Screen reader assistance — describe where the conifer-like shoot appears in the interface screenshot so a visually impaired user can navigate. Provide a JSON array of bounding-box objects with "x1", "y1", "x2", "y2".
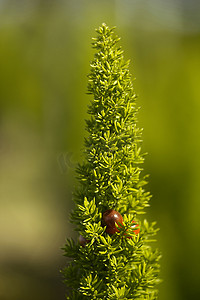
[{"x1": 63, "y1": 23, "x2": 161, "y2": 299}]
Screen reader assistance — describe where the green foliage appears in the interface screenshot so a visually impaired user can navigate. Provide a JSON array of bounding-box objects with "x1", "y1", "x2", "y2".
[{"x1": 63, "y1": 23, "x2": 161, "y2": 299}]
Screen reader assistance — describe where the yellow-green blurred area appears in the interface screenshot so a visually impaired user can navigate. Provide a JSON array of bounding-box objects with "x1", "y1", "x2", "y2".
[{"x1": 0, "y1": 0, "x2": 200, "y2": 299}]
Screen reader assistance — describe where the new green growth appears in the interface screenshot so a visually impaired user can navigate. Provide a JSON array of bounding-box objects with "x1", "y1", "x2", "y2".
[{"x1": 63, "y1": 23, "x2": 161, "y2": 300}]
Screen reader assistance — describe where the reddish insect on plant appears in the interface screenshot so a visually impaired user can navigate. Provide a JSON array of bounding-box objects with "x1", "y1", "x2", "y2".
[{"x1": 102, "y1": 209, "x2": 123, "y2": 235}]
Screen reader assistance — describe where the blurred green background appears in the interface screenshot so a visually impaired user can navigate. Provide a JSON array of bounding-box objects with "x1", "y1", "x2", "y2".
[{"x1": 0, "y1": 0, "x2": 200, "y2": 299}]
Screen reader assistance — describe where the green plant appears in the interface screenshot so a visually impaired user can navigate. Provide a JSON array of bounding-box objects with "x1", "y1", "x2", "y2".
[{"x1": 62, "y1": 23, "x2": 161, "y2": 299}]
